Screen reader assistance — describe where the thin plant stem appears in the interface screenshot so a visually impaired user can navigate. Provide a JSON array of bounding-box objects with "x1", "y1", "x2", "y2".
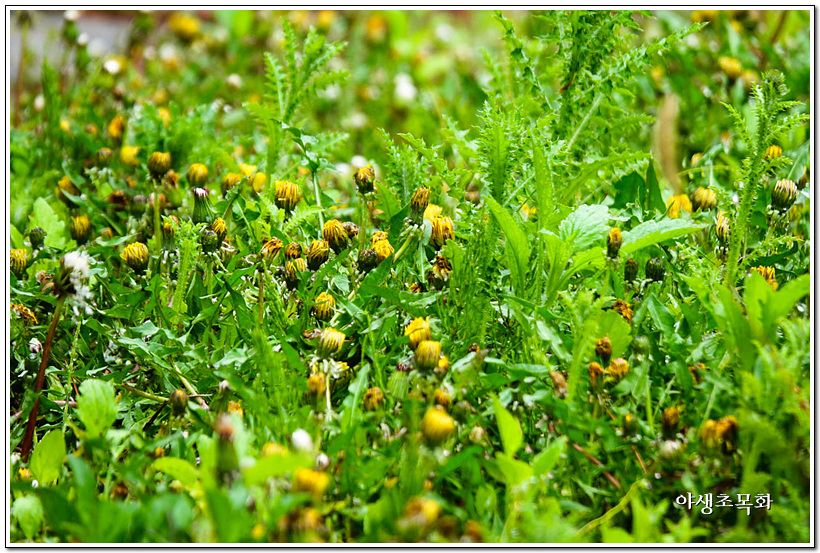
[
  {"x1": 313, "y1": 171, "x2": 324, "y2": 234},
  {"x1": 21, "y1": 296, "x2": 66, "y2": 460}
]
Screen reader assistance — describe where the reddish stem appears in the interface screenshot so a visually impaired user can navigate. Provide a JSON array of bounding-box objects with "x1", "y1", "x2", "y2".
[{"x1": 20, "y1": 297, "x2": 65, "y2": 460}]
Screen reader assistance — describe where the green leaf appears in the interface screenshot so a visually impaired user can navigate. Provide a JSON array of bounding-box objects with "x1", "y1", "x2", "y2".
[
  {"x1": 153, "y1": 457, "x2": 200, "y2": 488},
  {"x1": 76, "y1": 379, "x2": 117, "y2": 438},
  {"x1": 495, "y1": 452, "x2": 532, "y2": 487},
  {"x1": 29, "y1": 198, "x2": 67, "y2": 249},
  {"x1": 597, "y1": 310, "x2": 632, "y2": 358},
  {"x1": 621, "y1": 218, "x2": 708, "y2": 255},
  {"x1": 486, "y1": 196, "x2": 530, "y2": 296},
  {"x1": 531, "y1": 133, "x2": 554, "y2": 225},
  {"x1": 645, "y1": 160, "x2": 666, "y2": 213},
  {"x1": 762, "y1": 273, "x2": 810, "y2": 332},
  {"x1": 559, "y1": 204, "x2": 608, "y2": 254},
  {"x1": 532, "y1": 436, "x2": 567, "y2": 477},
  {"x1": 243, "y1": 453, "x2": 312, "y2": 488},
  {"x1": 12, "y1": 494, "x2": 44, "y2": 540},
  {"x1": 491, "y1": 394, "x2": 523, "y2": 456},
  {"x1": 29, "y1": 430, "x2": 66, "y2": 485}
]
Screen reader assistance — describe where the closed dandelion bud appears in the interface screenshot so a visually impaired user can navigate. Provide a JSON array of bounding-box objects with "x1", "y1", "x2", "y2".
[
  {"x1": 312, "y1": 292, "x2": 335, "y2": 322},
  {"x1": 57, "y1": 175, "x2": 80, "y2": 207},
  {"x1": 716, "y1": 415, "x2": 739, "y2": 453},
  {"x1": 96, "y1": 147, "x2": 113, "y2": 167},
  {"x1": 354, "y1": 164, "x2": 375, "y2": 194},
  {"x1": 229, "y1": 400, "x2": 245, "y2": 416},
  {"x1": 772, "y1": 179, "x2": 798, "y2": 211},
  {"x1": 624, "y1": 258, "x2": 638, "y2": 282},
  {"x1": 221, "y1": 173, "x2": 241, "y2": 196},
  {"x1": 715, "y1": 211, "x2": 731, "y2": 246},
  {"x1": 200, "y1": 229, "x2": 220, "y2": 254},
  {"x1": 436, "y1": 356, "x2": 449, "y2": 376},
  {"x1": 588, "y1": 362, "x2": 604, "y2": 387},
  {"x1": 101, "y1": 227, "x2": 113, "y2": 240},
  {"x1": 192, "y1": 188, "x2": 215, "y2": 225},
  {"x1": 284, "y1": 258, "x2": 307, "y2": 289},
  {"x1": 10, "y1": 249, "x2": 28, "y2": 280},
  {"x1": 405, "y1": 317, "x2": 432, "y2": 351},
  {"x1": 69, "y1": 213, "x2": 92, "y2": 245},
  {"x1": 357, "y1": 248, "x2": 379, "y2": 273},
  {"x1": 261, "y1": 237, "x2": 284, "y2": 262},
  {"x1": 148, "y1": 151, "x2": 172, "y2": 178},
  {"x1": 262, "y1": 442, "x2": 288, "y2": 457},
  {"x1": 307, "y1": 240, "x2": 330, "y2": 270},
  {"x1": 11, "y1": 304, "x2": 37, "y2": 326},
  {"x1": 307, "y1": 372, "x2": 327, "y2": 396},
  {"x1": 434, "y1": 388, "x2": 452, "y2": 410},
  {"x1": 323, "y1": 219, "x2": 349, "y2": 254},
  {"x1": 607, "y1": 357, "x2": 629, "y2": 379},
  {"x1": 285, "y1": 242, "x2": 303, "y2": 260},
  {"x1": 215, "y1": 414, "x2": 239, "y2": 483},
  {"x1": 29, "y1": 227, "x2": 46, "y2": 250},
  {"x1": 363, "y1": 387, "x2": 384, "y2": 411},
  {"x1": 170, "y1": 389, "x2": 189, "y2": 417},
  {"x1": 275, "y1": 180, "x2": 302, "y2": 212},
  {"x1": 595, "y1": 337, "x2": 612, "y2": 365},
  {"x1": 211, "y1": 218, "x2": 227, "y2": 245},
  {"x1": 623, "y1": 413, "x2": 638, "y2": 435},
  {"x1": 691, "y1": 187, "x2": 717, "y2": 211},
  {"x1": 718, "y1": 56, "x2": 742, "y2": 80},
  {"x1": 317, "y1": 327, "x2": 345, "y2": 359},
  {"x1": 421, "y1": 406, "x2": 456, "y2": 446},
  {"x1": 612, "y1": 299, "x2": 633, "y2": 324},
  {"x1": 250, "y1": 172, "x2": 267, "y2": 195},
  {"x1": 373, "y1": 238, "x2": 394, "y2": 263},
  {"x1": 343, "y1": 221, "x2": 360, "y2": 241},
  {"x1": 666, "y1": 194, "x2": 692, "y2": 218},
  {"x1": 108, "y1": 114, "x2": 126, "y2": 143},
  {"x1": 700, "y1": 419, "x2": 721, "y2": 452},
  {"x1": 765, "y1": 145, "x2": 782, "y2": 160},
  {"x1": 187, "y1": 163, "x2": 209, "y2": 187},
  {"x1": 428, "y1": 254, "x2": 452, "y2": 289},
  {"x1": 689, "y1": 362, "x2": 705, "y2": 383},
  {"x1": 430, "y1": 216, "x2": 454, "y2": 248},
  {"x1": 293, "y1": 468, "x2": 331, "y2": 499},
  {"x1": 661, "y1": 406, "x2": 681, "y2": 436},
  {"x1": 606, "y1": 227, "x2": 622, "y2": 259},
  {"x1": 411, "y1": 186, "x2": 430, "y2": 222},
  {"x1": 120, "y1": 145, "x2": 141, "y2": 167},
  {"x1": 645, "y1": 257, "x2": 665, "y2": 282},
  {"x1": 409, "y1": 282, "x2": 425, "y2": 293},
  {"x1": 414, "y1": 340, "x2": 441, "y2": 372},
  {"x1": 370, "y1": 231, "x2": 388, "y2": 247},
  {"x1": 121, "y1": 242, "x2": 150, "y2": 274},
  {"x1": 423, "y1": 204, "x2": 442, "y2": 223}
]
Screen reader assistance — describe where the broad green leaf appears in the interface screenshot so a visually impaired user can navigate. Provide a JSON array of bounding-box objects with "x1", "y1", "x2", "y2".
[
  {"x1": 76, "y1": 379, "x2": 117, "y2": 438},
  {"x1": 644, "y1": 293, "x2": 684, "y2": 348},
  {"x1": 559, "y1": 204, "x2": 608, "y2": 254},
  {"x1": 621, "y1": 218, "x2": 708, "y2": 255},
  {"x1": 486, "y1": 196, "x2": 531, "y2": 296},
  {"x1": 12, "y1": 494, "x2": 44, "y2": 540},
  {"x1": 29, "y1": 198, "x2": 67, "y2": 248},
  {"x1": 597, "y1": 310, "x2": 632, "y2": 358},
  {"x1": 491, "y1": 394, "x2": 523, "y2": 456},
  {"x1": 644, "y1": 161, "x2": 666, "y2": 213},
  {"x1": 243, "y1": 453, "x2": 313, "y2": 487},
  {"x1": 532, "y1": 436, "x2": 567, "y2": 477},
  {"x1": 153, "y1": 457, "x2": 200, "y2": 488},
  {"x1": 495, "y1": 452, "x2": 532, "y2": 487},
  {"x1": 29, "y1": 430, "x2": 66, "y2": 484},
  {"x1": 762, "y1": 273, "x2": 809, "y2": 332}
]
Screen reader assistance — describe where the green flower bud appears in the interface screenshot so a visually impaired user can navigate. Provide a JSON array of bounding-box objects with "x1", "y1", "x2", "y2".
[{"x1": 192, "y1": 188, "x2": 215, "y2": 225}]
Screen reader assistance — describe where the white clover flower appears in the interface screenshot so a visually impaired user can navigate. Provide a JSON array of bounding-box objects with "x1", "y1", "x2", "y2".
[{"x1": 291, "y1": 429, "x2": 314, "y2": 454}]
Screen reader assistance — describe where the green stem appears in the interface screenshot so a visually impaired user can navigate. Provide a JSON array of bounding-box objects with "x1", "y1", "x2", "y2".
[
  {"x1": 120, "y1": 383, "x2": 168, "y2": 403},
  {"x1": 392, "y1": 233, "x2": 415, "y2": 264},
  {"x1": 20, "y1": 296, "x2": 66, "y2": 460},
  {"x1": 152, "y1": 179, "x2": 162, "y2": 253},
  {"x1": 313, "y1": 171, "x2": 324, "y2": 234}
]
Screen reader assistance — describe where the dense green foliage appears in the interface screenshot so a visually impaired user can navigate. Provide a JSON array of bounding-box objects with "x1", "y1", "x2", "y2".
[{"x1": 9, "y1": 10, "x2": 811, "y2": 543}]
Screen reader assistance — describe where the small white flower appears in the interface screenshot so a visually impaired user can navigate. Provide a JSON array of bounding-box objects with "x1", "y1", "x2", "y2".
[
  {"x1": 435, "y1": 23, "x2": 454, "y2": 42},
  {"x1": 394, "y1": 73, "x2": 417, "y2": 103},
  {"x1": 226, "y1": 74, "x2": 242, "y2": 90},
  {"x1": 315, "y1": 453, "x2": 330, "y2": 471},
  {"x1": 291, "y1": 429, "x2": 314, "y2": 454},
  {"x1": 33, "y1": 94, "x2": 45, "y2": 112},
  {"x1": 103, "y1": 58, "x2": 122, "y2": 75},
  {"x1": 29, "y1": 337, "x2": 42, "y2": 355}
]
